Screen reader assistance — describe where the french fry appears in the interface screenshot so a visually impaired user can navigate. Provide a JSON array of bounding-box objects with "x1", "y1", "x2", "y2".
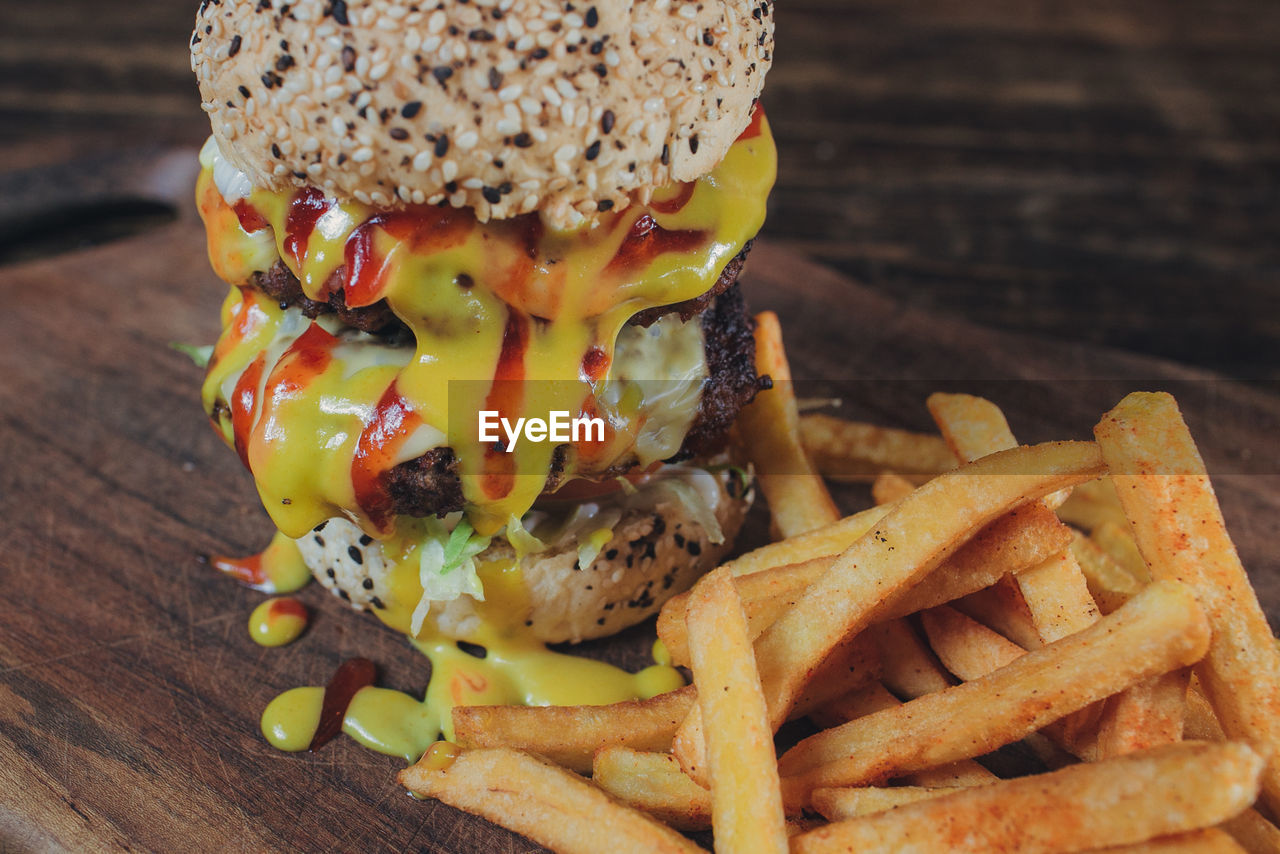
[
  {"x1": 955, "y1": 576, "x2": 1044, "y2": 649},
  {"x1": 1095, "y1": 392, "x2": 1280, "y2": 812},
  {"x1": 777, "y1": 580, "x2": 1209, "y2": 799},
  {"x1": 685, "y1": 568, "x2": 788, "y2": 853},
  {"x1": 807, "y1": 682, "x2": 999, "y2": 788},
  {"x1": 676, "y1": 441, "x2": 1106, "y2": 783},
  {"x1": 1100, "y1": 830, "x2": 1246, "y2": 854},
  {"x1": 1223, "y1": 807, "x2": 1280, "y2": 854},
  {"x1": 451, "y1": 686, "x2": 694, "y2": 774},
  {"x1": 799, "y1": 413, "x2": 956, "y2": 480},
  {"x1": 591, "y1": 748, "x2": 711, "y2": 831},
  {"x1": 717, "y1": 503, "x2": 892, "y2": 578},
  {"x1": 736, "y1": 311, "x2": 840, "y2": 537},
  {"x1": 790, "y1": 741, "x2": 1262, "y2": 854},
  {"x1": 870, "y1": 471, "x2": 916, "y2": 505},
  {"x1": 791, "y1": 633, "x2": 881, "y2": 719},
  {"x1": 658, "y1": 502, "x2": 1071, "y2": 667},
  {"x1": 810, "y1": 784, "x2": 968, "y2": 821},
  {"x1": 397, "y1": 745, "x2": 704, "y2": 854},
  {"x1": 1070, "y1": 531, "x2": 1145, "y2": 614},
  {"x1": 1092, "y1": 520, "x2": 1152, "y2": 584},
  {"x1": 1056, "y1": 476, "x2": 1129, "y2": 533},
  {"x1": 928, "y1": 392, "x2": 1100, "y2": 646},
  {"x1": 1094, "y1": 672, "x2": 1189, "y2": 759},
  {"x1": 869, "y1": 618, "x2": 953, "y2": 698}
]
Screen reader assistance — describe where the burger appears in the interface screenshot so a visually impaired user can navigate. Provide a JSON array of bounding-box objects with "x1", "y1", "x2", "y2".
[{"x1": 189, "y1": 0, "x2": 776, "y2": 736}]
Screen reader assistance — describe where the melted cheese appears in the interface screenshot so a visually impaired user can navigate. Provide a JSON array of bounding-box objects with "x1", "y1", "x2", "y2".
[{"x1": 198, "y1": 112, "x2": 775, "y2": 538}]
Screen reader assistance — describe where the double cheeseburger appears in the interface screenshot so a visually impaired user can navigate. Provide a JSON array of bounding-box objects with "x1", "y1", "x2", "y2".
[{"x1": 190, "y1": 0, "x2": 775, "y2": 648}]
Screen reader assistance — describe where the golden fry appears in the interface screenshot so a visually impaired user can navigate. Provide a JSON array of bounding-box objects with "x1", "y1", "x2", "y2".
[
  {"x1": 870, "y1": 471, "x2": 916, "y2": 505},
  {"x1": 1096, "y1": 391, "x2": 1280, "y2": 813},
  {"x1": 398, "y1": 745, "x2": 704, "y2": 854},
  {"x1": 790, "y1": 741, "x2": 1261, "y2": 854},
  {"x1": 451, "y1": 686, "x2": 694, "y2": 774},
  {"x1": 591, "y1": 748, "x2": 711, "y2": 832},
  {"x1": 778, "y1": 580, "x2": 1209, "y2": 799},
  {"x1": 799, "y1": 413, "x2": 956, "y2": 480},
  {"x1": 685, "y1": 568, "x2": 787, "y2": 853},
  {"x1": 736, "y1": 311, "x2": 840, "y2": 537}
]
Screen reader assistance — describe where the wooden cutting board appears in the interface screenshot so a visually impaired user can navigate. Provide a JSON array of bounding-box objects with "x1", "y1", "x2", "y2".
[{"x1": 1, "y1": 153, "x2": 1278, "y2": 853}]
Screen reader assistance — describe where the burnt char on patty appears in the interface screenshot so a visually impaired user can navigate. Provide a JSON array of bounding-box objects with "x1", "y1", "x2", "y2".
[{"x1": 234, "y1": 249, "x2": 762, "y2": 518}]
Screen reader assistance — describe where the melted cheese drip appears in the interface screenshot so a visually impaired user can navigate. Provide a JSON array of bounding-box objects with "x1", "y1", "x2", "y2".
[
  {"x1": 202, "y1": 114, "x2": 775, "y2": 764},
  {"x1": 198, "y1": 113, "x2": 775, "y2": 538}
]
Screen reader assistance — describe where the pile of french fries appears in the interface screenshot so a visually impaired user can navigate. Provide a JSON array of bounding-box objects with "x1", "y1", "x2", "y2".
[{"x1": 400, "y1": 315, "x2": 1280, "y2": 854}]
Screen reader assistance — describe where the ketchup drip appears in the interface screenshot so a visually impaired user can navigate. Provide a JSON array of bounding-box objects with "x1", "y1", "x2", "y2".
[
  {"x1": 740, "y1": 103, "x2": 764, "y2": 140},
  {"x1": 580, "y1": 346, "x2": 610, "y2": 383},
  {"x1": 232, "y1": 200, "x2": 269, "y2": 233},
  {"x1": 649, "y1": 182, "x2": 696, "y2": 215},
  {"x1": 282, "y1": 186, "x2": 330, "y2": 269},
  {"x1": 604, "y1": 214, "x2": 708, "y2": 276},
  {"x1": 480, "y1": 313, "x2": 529, "y2": 500},
  {"x1": 211, "y1": 551, "x2": 268, "y2": 587},
  {"x1": 343, "y1": 206, "x2": 473, "y2": 307},
  {"x1": 351, "y1": 384, "x2": 423, "y2": 531},
  {"x1": 252, "y1": 322, "x2": 336, "y2": 447},
  {"x1": 212, "y1": 287, "x2": 270, "y2": 366},
  {"x1": 230, "y1": 353, "x2": 266, "y2": 470}
]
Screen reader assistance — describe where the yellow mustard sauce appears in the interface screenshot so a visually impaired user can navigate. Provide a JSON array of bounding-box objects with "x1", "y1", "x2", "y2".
[
  {"x1": 198, "y1": 115, "x2": 776, "y2": 539},
  {"x1": 247, "y1": 597, "x2": 309, "y2": 647},
  {"x1": 201, "y1": 116, "x2": 775, "y2": 764}
]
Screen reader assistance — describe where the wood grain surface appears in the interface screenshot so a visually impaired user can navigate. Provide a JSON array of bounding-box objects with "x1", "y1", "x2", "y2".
[
  {"x1": 1, "y1": 171, "x2": 1279, "y2": 850},
  {"x1": 2, "y1": 0, "x2": 1278, "y2": 376}
]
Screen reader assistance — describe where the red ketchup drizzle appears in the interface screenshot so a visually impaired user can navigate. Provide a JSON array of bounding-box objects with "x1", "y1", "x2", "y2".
[
  {"x1": 282, "y1": 187, "x2": 330, "y2": 269},
  {"x1": 351, "y1": 384, "x2": 424, "y2": 531},
  {"x1": 232, "y1": 200, "x2": 269, "y2": 233},
  {"x1": 740, "y1": 103, "x2": 764, "y2": 140},
  {"x1": 604, "y1": 214, "x2": 708, "y2": 276},
  {"x1": 580, "y1": 346, "x2": 610, "y2": 383},
  {"x1": 649, "y1": 182, "x2": 696, "y2": 216},
  {"x1": 251, "y1": 322, "x2": 336, "y2": 453},
  {"x1": 211, "y1": 551, "x2": 268, "y2": 587},
  {"x1": 269, "y1": 598, "x2": 308, "y2": 621},
  {"x1": 480, "y1": 313, "x2": 529, "y2": 500},
  {"x1": 343, "y1": 206, "x2": 472, "y2": 307},
  {"x1": 309, "y1": 657, "x2": 377, "y2": 752},
  {"x1": 229, "y1": 353, "x2": 266, "y2": 470}
]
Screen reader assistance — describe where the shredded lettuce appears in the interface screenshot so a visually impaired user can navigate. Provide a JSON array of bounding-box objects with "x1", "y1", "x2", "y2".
[
  {"x1": 410, "y1": 518, "x2": 491, "y2": 636},
  {"x1": 171, "y1": 342, "x2": 214, "y2": 368},
  {"x1": 577, "y1": 526, "x2": 615, "y2": 571},
  {"x1": 506, "y1": 513, "x2": 547, "y2": 563},
  {"x1": 655, "y1": 475, "x2": 724, "y2": 545}
]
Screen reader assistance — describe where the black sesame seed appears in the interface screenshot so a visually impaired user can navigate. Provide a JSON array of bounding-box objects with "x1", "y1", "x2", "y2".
[
  {"x1": 703, "y1": 29, "x2": 714, "y2": 46},
  {"x1": 482, "y1": 186, "x2": 501, "y2": 204},
  {"x1": 593, "y1": 63, "x2": 607, "y2": 78},
  {"x1": 600, "y1": 109, "x2": 615, "y2": 134},
  {"x1": 261, "y1": 70, "x2": 282, "y2": 89},
  {"x1": 530, "y1": 47, "x2": 549, "y2": 60},
  {"x1": 513, "y1": 132, "x2": 532, "y2": 148},
  {"x1": 270, "y1": 143, "x2": 282, "y2": 158},
  {"x1": 314, "y1": 520, "x2": 328, "y2": 531},
  {"x1": 605, "y1": 548, "x2": 618, "y2": 560},
  {"x1": 468, "y1": 29, "x2": 494, "y2": 41},
  {"x1": 661, "y1": 144, "x2": 670, "y2": 165},
  {"x1": 328, "y1": 0, "x2": 348, "y2": 25},
  {"x1": 275, "y1": 53, "x2": 295, "y2": 71},
  {"x1": 370, "y1": 596, "x2": 385, "y2": 609},
  {"x1": 338, "y1": 589, "x2": 350, "y2": 601},
  {"x1": 347, "y1": 545, "x2": 363, "y2": 564},
  {"x1": 598, "y1": 199, "x2": 614, "y2": 211},
  {"x1": 402, "y1": 100, "x2": 422, "y2": 118},
  {"x1": 228, "y1": 34, "x2": 243, "y2": 57},
  {"x1": 498, "y1": 181, "x2": 512, "y2": 195},
  {"x1": 589, "y1": 39, "x2": 604, "y2": 55},
  {"x1": 238, "y1": 84, "x2": 251, "y2": 98},
  {"x1": 314, "y1": 535, "x2": 326, "y2": 546},
  {"x1": 689, "y1": 134, "x2": 699, "y2": 154},
  {"x1": 584, "y1": 140, "x2": 601, "y2": 161},
  {"x1": 362, "y1": 578, "x2": 374, "y2": 590},
  {"x1": 359, "y1": 534, "x2": 373, "y2": 545},
  {"x1": 457, "y1": 641, "x2": 487, "y2": 659},
  {"x1": 432, "y1": 66, "x2": 453, "y2": 84},
  {"x1": 585, "y1": 6, "x2": 598, "y2": 26},
  {"x1": 326, "y1": 568, "x2": 336, "y2": 579},
  {"x1": 687, "y1": 540, "x2": 702, "y2": 556},
  {"x1": 341, "y1": 45, "x2": 356, "y2": 71},
  {"x1": 488, "y1": 67, "x2": 503, "y2": 90},
  {"x1": 674, "y1": 533, "x2": 685, "y2": 547},
  {"x1": 435, "y1": 134, "x2": 450, "y2": 156},
  {"x1": 389, "y1": 127, "x2": 410, "y2": 140},
  {"x1": 444, "y1": 180, "x2": 458, "y2": 193},
  {"x1": 336, "y1": 153, "x2": 347, "y2": 165}
]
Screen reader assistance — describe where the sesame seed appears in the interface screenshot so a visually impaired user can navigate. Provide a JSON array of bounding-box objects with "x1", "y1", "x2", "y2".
[
  {"x1": 412, "y1": 150, "x2": 433, "y2": 170},
  {"x1": 585, "y1": 140, "x2": 601, "y2": 160},
  {"x1": 401, "y1": 100, "x2": 422, "y2": 118},
  {"x1": 601, "y1": 109, "x2": 615, "y2": 133},
  {"x1": 228, "y1": 35, "x2": 242, "y2": 57},
  {"x1": 482, "y1": 186, "x2": 501, "y2": 203},
  {"x1": 585, "y1": 6, "x2": 599, "y2": 27},
  {"x1": 498, "y1": 83, "x2": 523, "y2": 102},
  {"x1": 434, "y1": 134, "x2": 450, "y2": 156},
  {"x1": 513, "y1": 132, "x2": 533, "y2": 148},
  {"x1": 352, "y1": 146, "x2": 374, "y2": 162},
  {"x1": 389, "y1": 127, "x2": 409, "y2": 140},
  {"x1": 328, "y1": 0, "x2": 348, "y2": 25}
]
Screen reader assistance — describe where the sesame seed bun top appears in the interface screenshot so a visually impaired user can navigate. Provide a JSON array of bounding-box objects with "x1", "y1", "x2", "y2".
[{"x1": 192, "y1": 0, "x2": 774, "y2": 228}]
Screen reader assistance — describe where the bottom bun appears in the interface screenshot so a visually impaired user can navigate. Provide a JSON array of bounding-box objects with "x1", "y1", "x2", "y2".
[{"x1": 296, "y1": 467, "x2": 751, "y2": 644}]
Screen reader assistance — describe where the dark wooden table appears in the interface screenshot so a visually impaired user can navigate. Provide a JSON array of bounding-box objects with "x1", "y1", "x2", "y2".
[{"x1": 2, "y1": 0, "x2": 1278, "y2": 377}]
